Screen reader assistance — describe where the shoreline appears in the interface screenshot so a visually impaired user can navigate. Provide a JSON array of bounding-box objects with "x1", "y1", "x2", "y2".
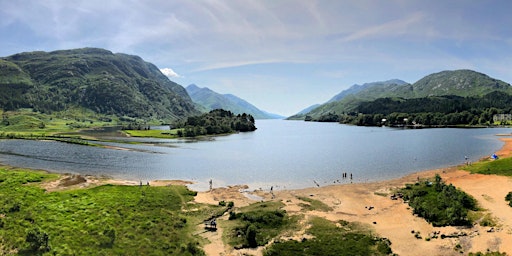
[
  {"x1": 194, "y1": 136, "x2": 512, "y2": 255},
  {"x1": 1, "y1": 137, "x2": 511, "y2": 255}
]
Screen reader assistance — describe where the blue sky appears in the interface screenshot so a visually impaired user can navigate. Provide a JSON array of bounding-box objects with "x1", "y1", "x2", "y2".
[{"x1": 1, "y1": 1, "x2": 511, "y2": 116}]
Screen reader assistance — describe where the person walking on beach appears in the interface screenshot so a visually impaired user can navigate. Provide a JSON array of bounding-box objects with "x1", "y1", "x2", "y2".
[{"x1": 209, "y1": 179, "x2": 213, "y2": 191}]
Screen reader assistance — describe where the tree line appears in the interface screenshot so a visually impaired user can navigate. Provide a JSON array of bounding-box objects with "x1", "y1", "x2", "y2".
[
  {"x1": 312, "y1": 91, "x2": 512, "y2": 126},
  {"x1": 174, "y1": 109, "x2": 256, "y2": 137}
]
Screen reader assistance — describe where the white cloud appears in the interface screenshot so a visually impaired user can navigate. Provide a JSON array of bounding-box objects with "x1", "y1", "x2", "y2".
[{"x1": 160, "y1": 68, "x2": 181, "y2": 78}]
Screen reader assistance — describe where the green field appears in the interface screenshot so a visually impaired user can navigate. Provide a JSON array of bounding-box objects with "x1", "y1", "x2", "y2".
[
  {"x1": 463, "y1": 157, "x2": 512, "y2": 176},
  {"x1": 0, "y1": 168, "x2": 228, "y2": 255}
]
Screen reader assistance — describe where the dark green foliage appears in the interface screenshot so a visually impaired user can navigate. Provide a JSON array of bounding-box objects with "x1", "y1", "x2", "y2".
[
  {"x1": 264, "y1": 217, "x2": 393, "y2": 256},
  {"x1": 175, "y1": 109, "x2": 256, "y2": 137},
  {"x1": 226, "y1": 202, "x2": 289, "y2": 248},
  {"x1": 339, "y1": 91, "x2": 512, "y2": 126},
  {"x1": 245, "y1": 224, "x2": 258, "y2": 248},
  {"x1": 399, "y1": 174, "x2": 478, "y2": 226},
  {"x1": 0, "y1": 168, "x2": 207, "y2": 255},
  {"x1": 25, "y1": 227, "x2": 50, "y2": 252},
  {"x1": 506, "y1": 192, "x2": 512, "y2": 207},
  {"x1": 0, "y1": 48, "x2": 200, "y2": 121},
  {"x1": 302, "y1": 70, "x2": 512, "y2": 123},
  {"x1": 469, "y1": 252, "x2": 507, "y2": 256}
]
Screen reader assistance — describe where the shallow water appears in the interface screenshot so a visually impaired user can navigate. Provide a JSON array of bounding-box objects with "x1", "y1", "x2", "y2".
[{"x1": 0, "y1": 120, "x2": 510, "y2": 191}]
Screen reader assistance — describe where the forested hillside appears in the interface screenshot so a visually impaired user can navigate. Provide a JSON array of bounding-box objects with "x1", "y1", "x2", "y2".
[
  {"x1": 341, "y1": 91, "x2": 512, "y2": 126},
  {"x1": 299, "y1": 70, "x2": 512, "y2": 126},
  {"x1": 0, "y1": 48, "x2": 199, "y2": 121}
]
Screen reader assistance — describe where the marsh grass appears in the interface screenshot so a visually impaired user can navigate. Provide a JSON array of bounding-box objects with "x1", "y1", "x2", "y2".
[
  {"x1": 224, "y1": 201, "x2": 298, "y2": 249},
  {"x1": 296, "y1": 196, "x2": 333, "y2": 212},
  {"x1": 0, "y1": 168, "x2": 218, "y2": 255},
  {"x1": 264, "y1": 217, "x2": 393, "y2": 256},
  {"x1": 124, "y1": 129, "x2": 180, "y2": 138}
]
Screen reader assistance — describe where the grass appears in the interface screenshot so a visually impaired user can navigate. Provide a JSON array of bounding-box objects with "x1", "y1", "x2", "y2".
[
  {"x1": 223, "y1": 201, "x2": 298, "y2": 249},
  {"x1": 0, "y1": 109, "x2": 114, "y2": 137},
  {"x1": 463, "y1": 157, "x2": 512, "y2": 176},
  {"x1": 0, "y1": 167, "x2": 223, "y2": 255},
  {"x1": 296, "y1": 196, "x2": 333, "y2": 212},
  {"x1": 124, "y1": 129, "x2": 181, "y2": 138},
  {"x1": 264, "y1": 217, "x2": 393, "y2": 256}
]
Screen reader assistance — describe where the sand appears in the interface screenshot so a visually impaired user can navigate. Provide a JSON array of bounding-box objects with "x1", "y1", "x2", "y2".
[{"x1": 195, "y1": 137, "x2": 512, "y2": 256}]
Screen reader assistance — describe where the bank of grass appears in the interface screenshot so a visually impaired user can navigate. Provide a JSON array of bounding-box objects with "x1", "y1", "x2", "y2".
[
  {"x1": 0, "y1": 168, "x2": 222, "y2": 255},
  {"x1": 124, "y1": 129, "x2": 181, "y2": 138},
  {"x1": 296, "y1": 196, "x2": 333, "y2": 212},
  {"x1": 0, "y1": 109, "x2": 115, "y2": 136},
  {"x1": 264, "y1": 217, "x2": 393, "y2": 256},
  {"x1": 223, "y1": 201, "x2": 298, "y2": 249},
  {"x1": 462, "y1": 156, "x2": 512, "y2": 176}
]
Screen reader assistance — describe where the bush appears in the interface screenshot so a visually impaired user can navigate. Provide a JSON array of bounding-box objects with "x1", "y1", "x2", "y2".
[
  {"x1": 506, "y1": 192, "x2": 512, "y2": 207},
  {"x1": 399, "y1": 174, "x2": 477, "y2": 226},
  {"x1": 26, "y1": 227, "x2": 50, "y2": 252}
]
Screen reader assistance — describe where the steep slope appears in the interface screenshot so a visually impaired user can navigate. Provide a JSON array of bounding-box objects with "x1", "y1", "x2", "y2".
[
  {"x1": 186, "y1": 84, "x2": 282, "y2": 119},
  {"x1": 302, "y1": 79, "x2": 410, "y2": 119},
  {"x1": 0, "y1": 48, "x2": 199, "y2": 121},
  {"x1": 409, "y1": 69, "x2": 511, "y2": 97},
  {"x1": 327, "y1": 79, "x2": 408, "y2": 103},
  {"x1": 298, "y1": 70, "x2": 511, "y2": 120}
]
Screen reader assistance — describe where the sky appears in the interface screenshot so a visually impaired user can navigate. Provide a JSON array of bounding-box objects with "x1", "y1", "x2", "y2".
[{"x1": 1, "y1": 1, "x2": 511, "y2": 116}]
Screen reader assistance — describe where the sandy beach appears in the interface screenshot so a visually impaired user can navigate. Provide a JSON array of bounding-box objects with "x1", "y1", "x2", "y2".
[{"x1": 194, "y1": 137, "x2": 512, "y2": 256}]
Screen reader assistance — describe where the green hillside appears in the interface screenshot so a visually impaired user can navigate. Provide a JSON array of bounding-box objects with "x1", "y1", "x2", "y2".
[
  {"x1": 300, "y1": 70, "x2": 512, "y2": 122},
  {"x1": 186, "y1": 84, "x2": 282, "y2": 119},
  {"x1": 0, "y1": 48, "x2": 200, "y2": 122}
]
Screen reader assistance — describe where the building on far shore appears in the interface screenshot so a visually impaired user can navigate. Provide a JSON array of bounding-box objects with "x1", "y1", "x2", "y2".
[{"x1": 493, "y1": 114, "x2": 512, "y2": 123}]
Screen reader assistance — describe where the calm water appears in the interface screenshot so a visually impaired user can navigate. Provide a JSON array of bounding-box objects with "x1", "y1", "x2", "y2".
[{"x1": 0, "y1": 120, "x2": 510, "y2": 191}]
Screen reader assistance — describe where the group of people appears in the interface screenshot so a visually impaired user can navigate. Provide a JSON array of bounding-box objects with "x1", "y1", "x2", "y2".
[{"x1": 342, "y1": 172, "x2": 352, "y2": 180}]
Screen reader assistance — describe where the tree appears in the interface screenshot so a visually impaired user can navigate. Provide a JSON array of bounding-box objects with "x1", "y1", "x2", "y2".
[
  {"x1": 246, "y1": 224, "x2": 258, "y2": 248},
  {"x1": 26, "y1": 227, "x2": 50, "y2": 252}
]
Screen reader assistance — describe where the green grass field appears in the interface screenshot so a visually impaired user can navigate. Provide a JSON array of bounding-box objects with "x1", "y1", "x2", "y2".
[
  {"x1": 0, "y1": 168, "x2": 225, "y2": 255},
  {"x1": 463, "y1": 157, "x2": 512, "y2": 176}
]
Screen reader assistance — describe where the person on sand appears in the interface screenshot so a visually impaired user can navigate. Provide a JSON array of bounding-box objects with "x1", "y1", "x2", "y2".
[{"x1": 209, "y1": 179, "x2": 213, "y2": 191}]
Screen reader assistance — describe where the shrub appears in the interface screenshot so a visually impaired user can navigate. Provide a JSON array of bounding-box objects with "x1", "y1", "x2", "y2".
[
  {"x1": 399, "y1": 174, "x2": 477, "y2": 226},
  {"x1": 26, "y1": 227, "x2": 50, "y2": 252}
]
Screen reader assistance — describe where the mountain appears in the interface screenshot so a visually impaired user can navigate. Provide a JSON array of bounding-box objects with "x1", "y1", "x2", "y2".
[
  {"x1": 409, "y1": 69, "x2": 511, "y2": 97},
  {"x1": 0, "y1": 48, "x2": 200, "y2": 121},
  {"x1": 186, "y1": 84, "x2": 283, "y2": 119},
  {"x1": 295, "y1": 70, "x2": 511, "y2": 120},
  {"x1": 295, "y1": 79, "x2": 410, "y2": 119},
  {"x1": 287, "y1": 104, "x2": 321, "y2": 120},
  {"x1": 326, "y1": 79, "x2": 408, "y2": 103}
]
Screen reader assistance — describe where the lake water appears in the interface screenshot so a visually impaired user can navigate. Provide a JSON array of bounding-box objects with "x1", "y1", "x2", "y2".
[{"x1": 0, "y1": 120, "x2": 510, "y2": 191}]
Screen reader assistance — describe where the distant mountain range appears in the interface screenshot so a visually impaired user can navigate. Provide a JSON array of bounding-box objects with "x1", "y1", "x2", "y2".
[
  {"x1": 186, "y1": 84, "x2": 283, "y2": 119},
  {"x1": 289, "y1": 70, "x2": 512, "y2": 120},
  {"x1": 0, "y1": 48, "x2": 200, "y2": 121}
]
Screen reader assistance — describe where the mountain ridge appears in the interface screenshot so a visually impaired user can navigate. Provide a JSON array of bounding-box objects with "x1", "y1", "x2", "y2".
[
  {"x1": 292, "y1": 69, "x2": 511, "y2": 120},
  {"x1": 186, "y1": 84, "x2": 283, "y2": 119},
  {"x1": 0, "y1": 47, "x2": 200, "y2": 121}
]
